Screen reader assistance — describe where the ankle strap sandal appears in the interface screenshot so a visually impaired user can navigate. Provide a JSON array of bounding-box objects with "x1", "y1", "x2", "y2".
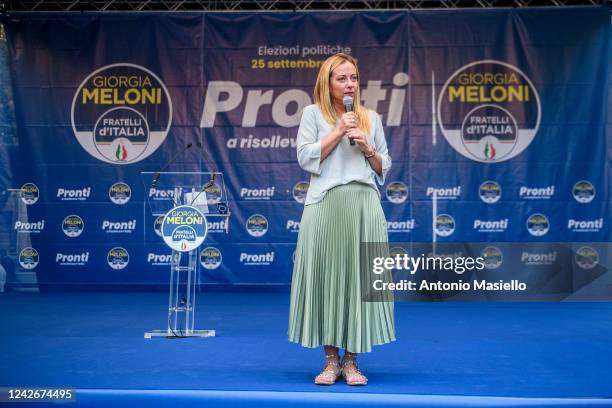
[
  {"x1": 341, "y1": 356, "x2": 368, "y2": 386},
  {"x1": 314, "y1": 354, "x2": 341, "y2": 385}
]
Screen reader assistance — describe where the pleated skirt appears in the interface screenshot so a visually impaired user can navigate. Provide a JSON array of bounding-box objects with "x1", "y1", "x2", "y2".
[{"x1": 287, "y1": 182, "x2": 395, "y2": 353}]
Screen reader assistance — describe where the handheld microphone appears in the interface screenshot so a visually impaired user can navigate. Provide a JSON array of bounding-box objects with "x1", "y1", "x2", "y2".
[
  {"x1": 343, "y1": 95, "x2": 355, "y2": 146},
  {"x1": 151, "y1": 143, "x2": 194, "y2": 188}
]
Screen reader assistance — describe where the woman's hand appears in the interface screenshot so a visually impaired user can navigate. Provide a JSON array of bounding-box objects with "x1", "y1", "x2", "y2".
[
  {"x1": 337, "y1": 112, "x2": 358, "y2": 135},
  {"x1": 346, "y1": 127, "x2": 374, "y2": 155}
]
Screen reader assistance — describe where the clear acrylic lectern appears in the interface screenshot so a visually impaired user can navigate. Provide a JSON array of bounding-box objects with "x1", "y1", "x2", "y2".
[{"x1": 140, "y1": 172, "x2": 230, "y2": 339}]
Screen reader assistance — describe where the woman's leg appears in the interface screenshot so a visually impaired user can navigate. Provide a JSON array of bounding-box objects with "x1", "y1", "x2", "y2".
[
  {"x1": 342, "y1": 351, "x2": 368, "y2": 385},
  {"x1": 314, "y1": 345, "x2": 341, "y2": 385}
]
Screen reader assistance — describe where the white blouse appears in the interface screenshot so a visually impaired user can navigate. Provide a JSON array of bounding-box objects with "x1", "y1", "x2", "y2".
[{"x1": 296, "y1": 104, "x2": 392, "y2": 205}]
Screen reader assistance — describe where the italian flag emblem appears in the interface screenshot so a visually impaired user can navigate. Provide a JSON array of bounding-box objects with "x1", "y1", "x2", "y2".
[
  {"x1": 115, "y1": 144, "x2": 128, "y2": 161},
  {"x1": 484, "y1": 142, "x2": 496, "y2": 160},
  {"x1": 181, "y1": 241, "x2": 188, "y2": 251}
]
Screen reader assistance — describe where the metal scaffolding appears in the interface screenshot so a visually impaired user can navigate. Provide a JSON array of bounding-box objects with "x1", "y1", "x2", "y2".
[{"x1": 0, "y1": 0, "x2": 607, "y2": 11}]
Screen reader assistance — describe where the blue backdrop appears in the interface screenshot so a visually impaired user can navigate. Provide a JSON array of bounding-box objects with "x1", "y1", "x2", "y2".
[{"x1": 0, "y1": 7, "x2": 610, "y2": 288}]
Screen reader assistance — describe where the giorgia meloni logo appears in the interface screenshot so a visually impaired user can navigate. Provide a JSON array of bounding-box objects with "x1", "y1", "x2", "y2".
[
  {"x1": 161, "y1": 205, "x2": 207, "y2": 252},
  {"x1": 71, "y1": 63, "x2": 172, "y2": 164},
  {"x1": 437, "y1": 60, "x2": 541, "y2": 163}
]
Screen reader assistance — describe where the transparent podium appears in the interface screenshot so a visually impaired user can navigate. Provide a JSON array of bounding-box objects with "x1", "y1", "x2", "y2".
[
  {"x1": 1, "y1": 187, "x2": 39, "y2": 292},
  {"x1": 141, "y1": 172, "x2": 230, "y2": 339}
]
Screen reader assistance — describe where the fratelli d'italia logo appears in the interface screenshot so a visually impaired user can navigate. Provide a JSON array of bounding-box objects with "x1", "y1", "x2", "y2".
[
  {"x1": 575, "y1": 246, "x2": 598, "y2": 270},
  {"x1": 161, "y1": 205, "x2": 207, "y2": 252},
  {"x1": 437, "y1": 60, "x2": 541, "y2": 163},
  {"x1": 62, "y1": 215, "x2": 84, "y2": 237},
  {"x1": 20, "y1": 183, "x2": 39, "y2": 205},
  {"x1": 481, "y1": 246, "x2": 503, "y2": 269},
  {"x1": 19, "y1": 247, "x2": 39, "y2": 270},
  {"x1": 154, "y1": 215, "x2": 164, "y2": 237},
  {"x1": 109, "y1": 182, "x2": 131, "y2": 205},
  {"x1": 479, "y1": 180, "x2": 501, "y2": 204},
  {"x1": 526, "y1": 213, "x2": 549, "y2": 237},
  {"x1": 292, "y1": 181, "x2": 309, "y2": 204},
  {"x1": 246, "y1": 214, "x2": 269, "y2": 237},
  {"x1": 71, "y1": 63, "x2": 172, "y2": 164},
  {"x1": 200, "y1": 247, "x2": 222, "y2": 270},
  {"x1": 435, "y1": 214, "x2": 455, "y2": 237},
  {"x1": 572, "y1": 180, "x2": 595, "y2": 204},
  {"x1": 204, "y1": 182, "x2": 222, "y2": 204},
  {"x1": 107, "y1": 247, "x2": 129, "y2": 270},
  {"x1": 386, "y1": 182, "x2": 409, "y2": 204}
]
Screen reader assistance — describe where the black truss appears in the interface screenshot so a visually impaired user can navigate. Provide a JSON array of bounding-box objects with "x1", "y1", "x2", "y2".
[{"x1": 0, "y1": 0, "x2": 607, "y2": 11}]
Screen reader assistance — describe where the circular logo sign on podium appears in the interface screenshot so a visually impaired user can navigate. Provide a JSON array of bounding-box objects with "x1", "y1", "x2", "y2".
[{"x1": 161, "y1": 205, "x2": 208, "y2": 252}]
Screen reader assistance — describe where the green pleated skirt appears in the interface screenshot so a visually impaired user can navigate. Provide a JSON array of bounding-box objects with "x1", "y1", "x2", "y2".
[{"x1": 287, "y1": 182, "x2": 395, "y2": 353}]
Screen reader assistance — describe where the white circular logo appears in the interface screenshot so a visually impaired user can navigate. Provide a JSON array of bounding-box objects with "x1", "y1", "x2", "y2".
[
  {"x1": 526, "y1": 213, "x2": 549, "y2": 237},
  {"x1": 107, "y1": 247, "x2": 129, "y2": 270},
  {"x1": 109, "y1": 182, "x2": 131, "y2": 205},
  {"x1": 62, "y1": 215, "x2": 84, "y2": 237},
  {"x1": 386, "y1": 182, "x2": 409, "y2": 204},
  {"x1": 71, "y1": 63, "x2": 172, "y2": 165},
  {"x1": 575, "y1": 246, "x2": 598, "y2": 270},
  {"x1": 435, "y1": 214, "x2": 455, "y2": 237},
  {"x1": 292, "y1": 182, "x2": 309, "y2": 204},
  {"x1": 481, "y1": 246, "x2": 503, "y2": 270},
  {"x1": 200, "y1": 247, "x2": 222, "y2": 270},
  {"x1": 437, "y1": 60, "x2": 541, "y2": 163},
  {"x1": 572, "y1": 180, "x2": 595, "y2": 204},
  {"x1": 479, "y1": 180, "x2": 502, "y2": 204},
  {"x1": 20, "y1": 183, "x2": 39, "y2": 205},
  {"x1": 161, "y1": 205, "x2": 208, "y2": 252},
  {"x1": 19, "y1": 247, "x2": 39, "y2": 269},
  {"x1": 246, "y1": 214, "x2": 269, "y2": 237}
]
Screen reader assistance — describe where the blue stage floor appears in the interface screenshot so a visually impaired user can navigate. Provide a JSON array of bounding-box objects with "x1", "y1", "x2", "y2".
[{"x1": 1, "y1": 292, "x2": 611, "y2": 407}]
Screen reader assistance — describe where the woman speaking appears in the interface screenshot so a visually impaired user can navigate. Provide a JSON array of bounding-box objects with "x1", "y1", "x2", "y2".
[{"x1": 288, "y1": 53, "x2": 395, "y2": 386}]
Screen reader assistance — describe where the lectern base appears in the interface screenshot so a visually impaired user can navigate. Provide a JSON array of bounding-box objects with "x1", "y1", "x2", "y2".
[{"x1": 144, "y1": 329, "x2": 216, "y2": 339}]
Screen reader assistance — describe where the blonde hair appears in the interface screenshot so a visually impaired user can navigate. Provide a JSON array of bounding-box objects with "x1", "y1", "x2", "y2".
[{"x1": 313, "y1": 53, "x2": 371, "y2": 135}]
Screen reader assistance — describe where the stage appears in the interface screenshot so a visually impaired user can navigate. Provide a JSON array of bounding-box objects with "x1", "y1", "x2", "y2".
[{"x1": 1, "y1": 291, "x2": 611, "y2": 407}]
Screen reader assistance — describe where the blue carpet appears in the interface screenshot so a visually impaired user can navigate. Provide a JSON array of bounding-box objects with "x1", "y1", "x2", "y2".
[{"x1": 0, "y1": 292, "x2": 611, "y2": 404}]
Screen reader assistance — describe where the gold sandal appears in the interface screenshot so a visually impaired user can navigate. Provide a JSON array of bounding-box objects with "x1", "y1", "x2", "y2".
[
  {"x1": 314, "y1": 354, "x2": 341, "y2": 385},
  {"x1": 341, "y1": 355, "x2": 368, "y2": 386}
]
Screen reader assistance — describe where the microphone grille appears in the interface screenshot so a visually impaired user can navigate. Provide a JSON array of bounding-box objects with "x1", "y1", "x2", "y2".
[{"x1": 342, "y1": 95, "x2": 353, "y2": 106}]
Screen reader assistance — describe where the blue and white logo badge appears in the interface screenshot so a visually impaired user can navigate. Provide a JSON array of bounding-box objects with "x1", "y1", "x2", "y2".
[
  {"x1": 481, "y1": 246, "x2": 503, "y2": 269},
  {"x1": 154, "y1": 215, "x2": 164, "y2": 237},
  {"x1": 389, "y1": 246, "x2": 408, "y2": 257},
  {"x1": 575, "y1": 246, "x2": 599, "y2": 270},
  {"x1": 62, "y1": 215, "x2": 84, "y2": 238},
  {"x1": 246, "y1": 214, "x2": 269, "y2": 237},
  {"x1": 107, "y1": 247, "x2": 129, "y2": 270},
  {"x1": 572, "y1": 181, "x2": 595, "y2": 204},
  {"x1": 479, "y1": 181, "x2": 502, "y2": 204},
  {"x1": 200, "y1": 247, "x2": 222, "y2": 270},
  {"x1": 71, "y1": 63, "x2": 172, "y2": 165},
  {"x1": 386, "y1": 182, "x2": 409, "y2": 204},
  {"x1": 292, "y1": 181, "x2": 309, "y2": 204},
  {"x1": 20, "y1": 183, "x2": 39, "y2": 205},
  {"x1": 435, "y1": 214, "x2": 455, "y2": 237},
  {"x1": 19, "y1": 247, "x2": 39, "y2": 270},
  {"x1": 109, "y1": 182, "x2": 131, "y2": 205},
  {"x1": 205, "y1": 182, "x2": 223, "y2": 204},
  {"x1": 161, "y1": 205, "x2": 207, "y2": 252},
  {"x1": 437, "y1": 60, "x2": 541, "y2": 163},
  {"x1": 526, "y1": 213, "x2": 549, "y2": 237}
]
